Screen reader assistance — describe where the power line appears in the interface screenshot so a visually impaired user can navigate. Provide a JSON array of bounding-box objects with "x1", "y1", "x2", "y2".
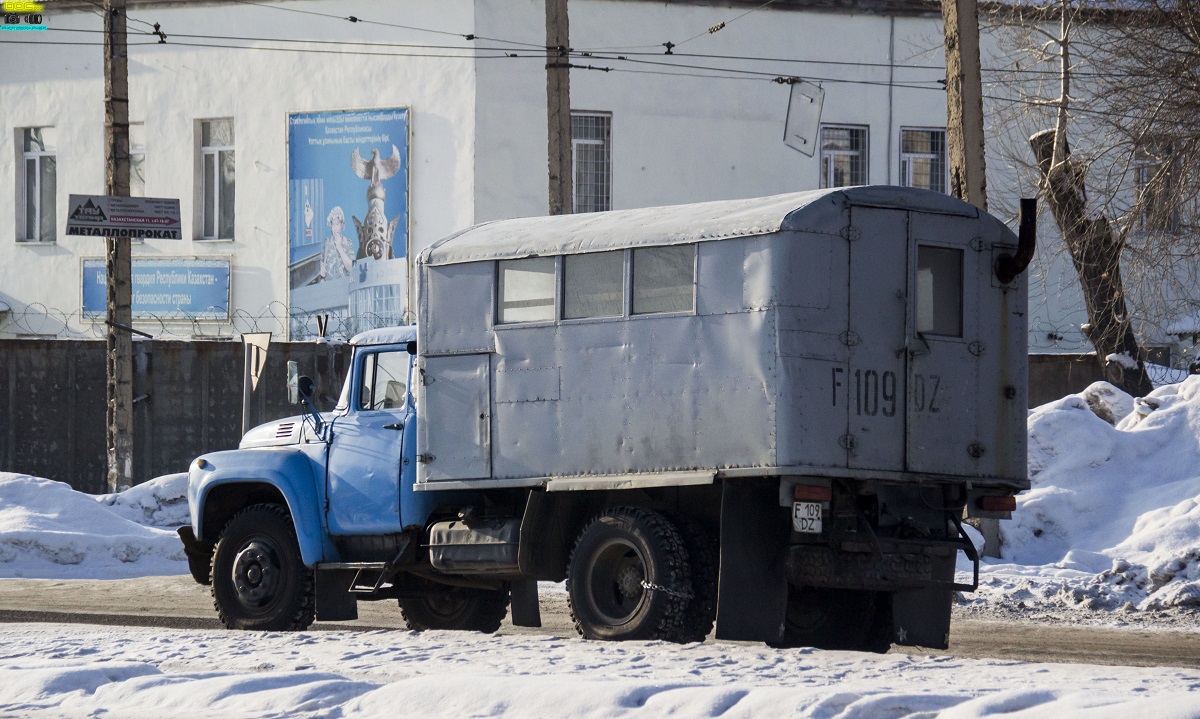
[{"x1": 225, "y1": 0, "x2": 546, "y2": 49}]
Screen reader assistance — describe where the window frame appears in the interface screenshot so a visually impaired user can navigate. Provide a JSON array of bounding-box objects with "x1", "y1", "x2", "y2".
[
  {"x1": 1134, "y1": 146, "x2": 1179, "y2": 233},
  {"x1": 355, "y1": 349, "x2": 413, "y2": 412},
  {"x1": 819, "y1": 124, "x2": 869, "y2": 189},
  {"x1": 571, "y1": 110, "x2": 612, "y2": 214},
  {"x1": 915, "y1": 243, "x2": 964, "y2": 339},
  {"x1": 18, "y1": 126, "x2": 57, "y2": 244},
  {"x1": 198, "y1": 118, "x2": 235, "y2": 242},
  {"x1": 496, "y1": 244, "x2": 698, "y2": 329},
  {"x1": 899, "y1": 127, "x2": 947, "y2": 193}
]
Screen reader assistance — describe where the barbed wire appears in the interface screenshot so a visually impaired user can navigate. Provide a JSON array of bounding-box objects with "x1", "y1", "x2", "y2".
[{"x1": 0, "y1": 303, "x2": 416, "y2": 342}]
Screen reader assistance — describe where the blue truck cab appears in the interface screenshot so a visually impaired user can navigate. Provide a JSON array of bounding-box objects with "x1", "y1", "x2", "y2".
[
  {"x1": 180, "y1": 325, "x2": 515, "y2": 633},
  {"x1": 181, "y1": 188, "x2": 1035, "y2": 649}
]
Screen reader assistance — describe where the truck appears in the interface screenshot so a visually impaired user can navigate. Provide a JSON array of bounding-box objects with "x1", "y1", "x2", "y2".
[{"x1": 179, "y1": 186, "x2": 1034, "y2": 651}]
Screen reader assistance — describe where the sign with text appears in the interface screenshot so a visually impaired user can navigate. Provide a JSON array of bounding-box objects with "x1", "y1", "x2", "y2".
[
  {"x1": 82, "y1": 258, "x2": 230, "y2": 319},
  {"x1": 287, "y1": 107, "x2": 409, "y2": 339},
  {"x1": 67, "y1": 194, "x2": 182, "y2": 240}
]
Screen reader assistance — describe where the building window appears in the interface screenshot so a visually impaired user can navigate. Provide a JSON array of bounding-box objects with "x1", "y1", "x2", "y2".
[
  {"x1": 571, "y1": 111, "x2": 611, "y2": 213},
  {"x1": 564, "y1": 251, "x2": 623, "y2": 319},
  {"x1": 129, "y1": 122, "x2": 145, "y2": 198},
  {"x1": 199, "y1": 119, "x2": 234, "y2": 240},
  {"x1": 18, "y1": 127, "x2": 56, "y2": 243},
  {"x1": 498, "y1": 256, "x2": 556, "y2": 324},
  {"x1": 1134, "y1": 147, "x2": 1178, "y2": 232},
  {"x1": 819, "y1": 125, "x2": 867, "y2": 188},
  {"x1": 900, "y1": 128, "x2": 946, "y2": 193},
  {"x1": 632, "y1": 245, "x2": 695, "y2": 315},
  {"x1": 916, "y1": 245, "x2": 963, "y2": 337}
]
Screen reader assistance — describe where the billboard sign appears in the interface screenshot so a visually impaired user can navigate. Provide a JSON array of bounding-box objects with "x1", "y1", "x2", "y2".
[
  {"x1": 82, "y1": 257, "x2": 230, "y2": 319},
  {"x1": 66, "y1": 194, "x2": 182, "y2": 240},
  {"x1": 287, "y1": 108, "x2": 409, "y2": 339}
]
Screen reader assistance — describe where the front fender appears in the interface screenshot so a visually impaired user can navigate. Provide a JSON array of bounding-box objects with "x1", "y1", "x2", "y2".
[{"x1": 188, "y1": 447, "x2": 334, "y2": 566}]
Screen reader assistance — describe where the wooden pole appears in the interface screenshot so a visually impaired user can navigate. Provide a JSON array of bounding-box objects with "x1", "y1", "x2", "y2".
[
  {"x1": 546, "y1": 0, "x2": 572, "y2": 215},
  {"x1": 104, "y1": 0, "x2": 133, "y2": 492},
  {"x1": 941, "y1": 0, "x2": 988, "y2": 211}
]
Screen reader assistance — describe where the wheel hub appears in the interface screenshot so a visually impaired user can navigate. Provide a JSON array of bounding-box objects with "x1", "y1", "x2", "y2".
[
  {"x1": 616, "y1": 565, "x2": 643, "y2": 599},
  {"x1": 232, "y1": 540, "x2": 280, "y2": 605}
]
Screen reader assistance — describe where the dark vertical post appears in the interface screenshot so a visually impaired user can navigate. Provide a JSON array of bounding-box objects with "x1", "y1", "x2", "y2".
[
  {"x1": 104, "y1": 0, "x2": 133, "y2": 491},
  {"x1": 941, "y1": 0, "x2": 987, "y2": 210},
  {"x1": 546, "y1": 0, "x2": 572, "y2": 215}
]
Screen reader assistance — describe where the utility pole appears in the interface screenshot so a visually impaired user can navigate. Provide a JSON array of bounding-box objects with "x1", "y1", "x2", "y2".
[
  {"x1": 104, "y1": 0, "x2": 133, "y2": 492},
  {"x1": 941, "y1": 0, "x2": 987, "y2": 211},
  {"x1": 546, "y1": 0, "x2": 572, "y2": 215}
]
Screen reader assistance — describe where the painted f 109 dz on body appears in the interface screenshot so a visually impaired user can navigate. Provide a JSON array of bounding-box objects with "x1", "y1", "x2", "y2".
[{"x1": 181, "y1": 186, "x2": 1033, "y2": 652}]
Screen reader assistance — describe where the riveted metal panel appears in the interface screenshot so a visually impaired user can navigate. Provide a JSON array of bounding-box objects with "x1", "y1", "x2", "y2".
[
  {"x1": 846, "y1": 207, "x2": 909, "y2": 471},
  {"x1": 417, "y1": 353, "x2": 491, "y2": 482}
]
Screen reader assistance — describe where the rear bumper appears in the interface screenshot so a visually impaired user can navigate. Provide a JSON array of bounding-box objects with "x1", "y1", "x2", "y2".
[{"x1": 785, "y1": 535, "x2": 972, "y2": 593}]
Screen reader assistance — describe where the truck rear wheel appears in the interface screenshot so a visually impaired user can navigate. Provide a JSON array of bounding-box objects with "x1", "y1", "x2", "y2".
[
  {"x1": 567, "y1": 507, "x2": 690, "y2": 642},
  {"x1": 673, "y1": 516, "x2": 718, "y2": 643},
  {"x1": 399, "y1": 589, "x2": 509, "y2": 632},
  {"x1": 210, "y1": 504, "x2": 315, "y2": 631},
  {"x1": 773, "y1": 586, "x2": 891, "y2": 653}
]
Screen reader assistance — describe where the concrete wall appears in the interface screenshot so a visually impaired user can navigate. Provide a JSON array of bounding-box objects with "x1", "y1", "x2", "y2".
[
  {"x1": 1028, "y1": 353, "x2": 1104, "y2": 409},
  {"x1": 0, "y1": 340, "x2": 349, "y2": 492}
]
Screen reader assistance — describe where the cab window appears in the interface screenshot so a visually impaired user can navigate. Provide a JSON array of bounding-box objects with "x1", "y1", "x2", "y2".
[{"x1": 359, "y1": 351, "x2": 410, "y2": 410}]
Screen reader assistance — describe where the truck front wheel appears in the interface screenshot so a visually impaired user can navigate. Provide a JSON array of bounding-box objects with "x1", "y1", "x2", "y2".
[
  {"x1": 567, "y1": 507, "x2": 691, "y2": 642},
  {"x1": 210, "y1": 504, "x2": 315, "y2": 631},
  {"x1": 399, "y1": 589, "x2": 509, "y2": 632}
]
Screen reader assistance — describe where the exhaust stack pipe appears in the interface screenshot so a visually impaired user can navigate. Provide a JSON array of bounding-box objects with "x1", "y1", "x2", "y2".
[{"x1": 995, "y1": 198, "x2": 1037, "y2": 284}]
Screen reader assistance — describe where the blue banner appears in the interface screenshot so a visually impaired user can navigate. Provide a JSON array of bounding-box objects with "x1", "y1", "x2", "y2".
[
  {"x1": 287, "y1": 108, "x2": 409, "y2": 339},
  {"x1": 82, "y1": 258, "x2": 230, "y2": 319}
]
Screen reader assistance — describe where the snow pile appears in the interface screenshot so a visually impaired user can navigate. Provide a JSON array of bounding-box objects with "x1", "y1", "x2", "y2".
[
  {"x1": 0, "y1": 473, "x2": 187, "y2": 579},
  {"x1": 1, "y1": 624, "x2": 1199, "y2": 719},
  {"x1": 961, "y1": 378, "x2": 1200, "y2": 619}
]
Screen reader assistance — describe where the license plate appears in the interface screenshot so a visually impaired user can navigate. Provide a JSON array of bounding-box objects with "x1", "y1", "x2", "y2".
[{"x1": 792, "y1": 502, "x2": 823, "y2": 533}]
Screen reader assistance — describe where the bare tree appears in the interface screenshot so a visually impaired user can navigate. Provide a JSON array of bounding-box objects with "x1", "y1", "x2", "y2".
[{"x1": 986, "y1": 0, "x2": 1200, "y2": 393}]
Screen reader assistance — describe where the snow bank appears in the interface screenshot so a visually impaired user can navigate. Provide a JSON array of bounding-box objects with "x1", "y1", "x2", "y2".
[
  {"x1": 961, "y1": 378, "x2": 1200, "y2": 618},
  {"x1": 0, "y1": 473, "x2": 187, "y2": 579},
  {"x1": 2, "y1": 624, "x2": 1199, "y2": 719}
]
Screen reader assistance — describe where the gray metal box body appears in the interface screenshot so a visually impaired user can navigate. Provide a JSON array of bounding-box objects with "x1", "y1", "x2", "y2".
[{"x1": 415, "y1": 187, "x2": 1028, "y2": 492}]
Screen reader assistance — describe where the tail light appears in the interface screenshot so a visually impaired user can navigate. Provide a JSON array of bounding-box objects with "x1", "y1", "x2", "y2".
[
  {"x1": 794, "y1": 484, "x2": 833, "y2": 502},
  {"x1": 978, "y1": 495, "x2": 1016, "y2": 512}
]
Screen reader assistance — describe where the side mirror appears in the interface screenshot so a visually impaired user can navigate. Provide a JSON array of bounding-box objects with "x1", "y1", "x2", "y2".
[
  {"x1": 287, "y1": 361, "x2": 300, "y2": 405},
  {"x1": 406, "y1": 340, "x2": 417, "y2": 355},
  {"x1": 297, "y1": 375, "x2": 316, "y2": 402}
]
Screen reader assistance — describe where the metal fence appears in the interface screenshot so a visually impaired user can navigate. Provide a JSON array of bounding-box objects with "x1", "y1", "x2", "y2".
[{"x1": 0, "y1": 339, "x2": 349, "y2": 493}]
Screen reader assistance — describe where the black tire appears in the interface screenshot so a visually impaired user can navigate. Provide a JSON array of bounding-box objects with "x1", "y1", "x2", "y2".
[
  {"x1": 672, "y1": 516, "x2": 718, "y2": 643},
  {"x1": 772, "y1": 586, "x2": 891, "y2": 653},
  {"x1": 399, "y1": 589, "x2": 509, "y2": 632},
  {"x1": 567, "y1": 507, "x2": 691, "y2": 642},
  {"x1": 210, "y1": 504, "x2": 315, "y2": 631}
]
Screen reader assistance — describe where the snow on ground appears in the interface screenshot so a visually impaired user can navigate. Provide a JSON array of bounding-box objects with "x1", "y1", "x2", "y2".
[
  {"x1": 0, "y1": 473, "x2": 187, "y2": 579},
  {"x1": 1, "y1": 622, "x2": 1200, "y2": 719},
  {"x1": 6, "y1": 381, "x2": 1200, "y2": 715}
]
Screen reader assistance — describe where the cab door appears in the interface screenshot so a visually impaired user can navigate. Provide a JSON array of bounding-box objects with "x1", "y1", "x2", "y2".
[{"x1": 325, "y1": 348, "x2": 411, "y2": 535}]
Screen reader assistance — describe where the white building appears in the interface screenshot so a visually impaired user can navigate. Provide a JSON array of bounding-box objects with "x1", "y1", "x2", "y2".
[{"x1": 0, "y1": 0, "x2": 1109, "y2": 353}]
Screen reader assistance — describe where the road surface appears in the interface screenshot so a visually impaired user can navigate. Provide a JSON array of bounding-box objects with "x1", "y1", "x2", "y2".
[{"x1": 0, "y1": 575, "x2": 1196, "y2": 668}]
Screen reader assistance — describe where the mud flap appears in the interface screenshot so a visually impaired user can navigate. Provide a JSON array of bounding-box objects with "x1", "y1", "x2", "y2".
[
  {"x1": 714, "y1": 479, "x2": 789, "y2": 643},
  {"x1": 891, "y1": 587, "x2": 952, "y2": 649},
  {"x1": 510, "y1": 579, "x2": 542, "y2": 628},
  {"x1": 315, "y1": 569, "x2": 359, "y2": 621},
  {"x1": 176, "y1": 526, "x2": 213, "y2": 586}
]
